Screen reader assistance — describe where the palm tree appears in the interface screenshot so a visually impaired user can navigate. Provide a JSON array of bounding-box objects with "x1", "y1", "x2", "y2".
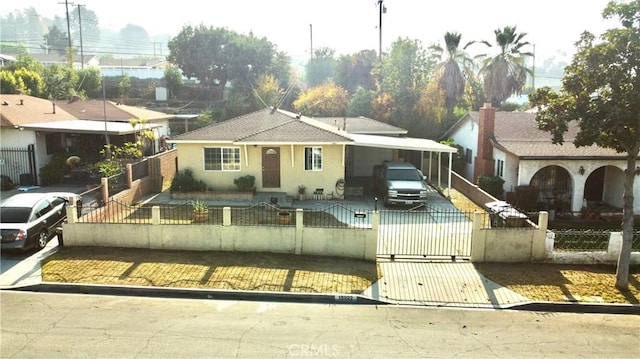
[
  {"x1": 429, "y1": 32, "x2": 476, "y2": 116},
  {"x1": 478, "y1": 26, "x2": 533, "y2": 107}
]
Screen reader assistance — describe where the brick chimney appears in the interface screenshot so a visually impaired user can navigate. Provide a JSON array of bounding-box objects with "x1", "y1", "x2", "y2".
[{"x1": 473, "y1": 103, "x2": 496, "y2": 182}]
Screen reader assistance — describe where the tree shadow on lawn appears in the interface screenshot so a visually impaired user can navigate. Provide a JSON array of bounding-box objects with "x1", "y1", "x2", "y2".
[
  {"x1": 474, "y1": 262, "x2": 640, "y2": 304},
  {"x1": 41, "y1": 246, "x2": 380, "y2": 294}
]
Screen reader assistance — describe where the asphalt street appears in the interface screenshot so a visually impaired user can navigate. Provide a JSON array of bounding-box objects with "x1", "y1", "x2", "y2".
[{"x1": 2, "y1": 291, "x2": 638, "y2": 358}]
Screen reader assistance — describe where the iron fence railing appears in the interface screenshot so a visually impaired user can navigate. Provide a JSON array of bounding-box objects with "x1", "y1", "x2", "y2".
[
  {"x1": 304, "y1": 204, "x2": 367, "y2": 228},
  {"x1": 231, "y1": 203, "x2": 296, "y2": 226},
  {"x1": 106, "y1": 171, "x2": 127, "y2": 196},
  {"x1": 553, "y1": 229, "x2": 611, "y2": 251}
]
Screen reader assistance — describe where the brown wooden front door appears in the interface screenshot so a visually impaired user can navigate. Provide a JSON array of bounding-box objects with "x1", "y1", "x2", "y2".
[{"x1": 262, "y1": 147, "x2": 281, "y2": 188}]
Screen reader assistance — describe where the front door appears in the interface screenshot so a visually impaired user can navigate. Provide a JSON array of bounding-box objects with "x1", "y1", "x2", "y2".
[{"x1": 262, "y1": 147, "x2": 281, "y2": 188}]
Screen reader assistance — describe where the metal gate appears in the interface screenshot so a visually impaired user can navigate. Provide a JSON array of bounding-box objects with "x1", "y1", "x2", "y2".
[
  {"x1": 0, "y1": 145, "x2": 36, "y2": 187},
  {"x1": 377, "y1": 205, "x2": 473, "y2": 259}
]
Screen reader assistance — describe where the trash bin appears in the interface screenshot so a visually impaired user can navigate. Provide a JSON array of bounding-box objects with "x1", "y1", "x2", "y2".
[{"x1": 485, "y1": 201, "x2": 528, "y2": 228}]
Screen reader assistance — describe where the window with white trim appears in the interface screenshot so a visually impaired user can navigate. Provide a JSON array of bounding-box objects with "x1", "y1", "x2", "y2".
[
  {"x1": 204, "y1": 147, "x2": 241, "y2": 171},
  {"x1": 304, "y1": 147, "x2": 323, "y2": 171}
]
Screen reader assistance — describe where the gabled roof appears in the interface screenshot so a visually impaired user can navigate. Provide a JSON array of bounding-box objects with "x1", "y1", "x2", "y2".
[
  {"x1": 312, "y1": 116, "x2": 407, "y2": 135},
  {"x1": 446, "y1": 111, "x2": 621, "y2": 159},
  {"x1": 171, "y1": 108, "x2": 352, "y2": 144},
  {"x1": 53, "y1": 99, "x2": 173, "y2": 122},
  {"x1": 1, "y1": 94, "x2": 75, "y2": 127}
]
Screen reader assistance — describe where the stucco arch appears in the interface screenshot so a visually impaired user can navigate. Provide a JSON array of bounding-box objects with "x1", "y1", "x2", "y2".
[
  {"x1": 584, "y1": 165, "x2": 624, "y2": 209},
  {"x1": 529, "y1": 165, "x2": 574, "y2": 213}
]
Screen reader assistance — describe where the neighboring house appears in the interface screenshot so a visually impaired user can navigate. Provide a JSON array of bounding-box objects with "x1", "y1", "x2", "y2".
[
  {"x1": 0, "y1": 54, "x2": 17, "y2": 68},
  {"x1": 169, "y1": 108, "x2": 456, "y2": 197},
  {"x1": 442, "y1": 103, "x2": 640, "y2": 213},
  {"x1": 98, "y1": 58, "x2": 168, "y2": 79},
  {"x1": 0, "y1": 94, "x2": 171, "y2": 186},
  {"x1": 28, "y1": 53, "x2": 99, "y2": 69}
]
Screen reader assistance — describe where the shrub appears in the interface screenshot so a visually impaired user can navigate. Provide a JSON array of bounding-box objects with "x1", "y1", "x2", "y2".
[
  {"x1": 233, "y1": 175, "x2": 256, "y2": 192},
  {"x1": 478, "y1": 175, "x2": 505, "y2": 199},
  {"x1": 170, "y1": 168, "x2": 207, "y2": 192}
]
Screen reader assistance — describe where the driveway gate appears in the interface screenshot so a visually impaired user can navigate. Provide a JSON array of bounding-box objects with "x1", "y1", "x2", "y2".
[
  {"x1": 377, "y1": 205, "x2": 473, "y2": 259},
  {"x1": 0, "y1": 145, "x2": 36, "y2": 187}
]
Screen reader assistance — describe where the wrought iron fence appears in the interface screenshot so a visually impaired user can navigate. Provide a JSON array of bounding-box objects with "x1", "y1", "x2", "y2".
[
  {"x1": 106, "y1": 171, "x2": 127, "y2": 196},
  {"x1": 131, "y1": 158, "x2": 149, "y2": 181},
  {"x1": 553, "y1": 229, "x2": 611, "y2": 251},
  {"x1": 303, "y1": 204, "x2": 368, "y2": 228},
  {"x1": 231, "y1": 202, "x2": 296, "y2": 226}
]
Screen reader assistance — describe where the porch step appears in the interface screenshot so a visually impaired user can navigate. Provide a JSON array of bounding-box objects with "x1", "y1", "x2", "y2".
[{"x1": 253, "y1": 191, "x2": 292, "y2": 208}]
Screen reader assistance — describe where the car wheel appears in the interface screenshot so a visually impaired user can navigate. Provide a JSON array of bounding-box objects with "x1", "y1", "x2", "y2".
[{"x1": 36, "y1": 231, "x2": 48, "y2": 250}]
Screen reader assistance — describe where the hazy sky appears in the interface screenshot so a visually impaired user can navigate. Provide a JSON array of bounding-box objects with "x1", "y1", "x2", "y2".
[{"x1": 7, "y1": 0, "x2": 618, "y2": 61}]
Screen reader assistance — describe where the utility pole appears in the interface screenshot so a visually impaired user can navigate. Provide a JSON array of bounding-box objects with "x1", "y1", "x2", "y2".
[
  {"x1": 76, "y1": 4, "x2": 85, "y2": 69},
  {"x1": 378, "y1": 0, "x2": 386, "y2": 61},
  {"x1": 309, "y1": 24, "x2": 313, "y2": 61},
  {"x1": 59, "y1": 0, "x2": 74, "y2": 67}
]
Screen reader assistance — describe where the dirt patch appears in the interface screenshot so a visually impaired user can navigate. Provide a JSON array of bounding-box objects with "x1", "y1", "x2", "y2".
[{"x1": 42, "y1": 247, "x2": 380, "y2": 295}]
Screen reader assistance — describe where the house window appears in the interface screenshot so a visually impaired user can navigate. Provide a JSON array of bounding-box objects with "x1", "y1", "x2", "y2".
[
  {"x1": 496, "y1": 159, "x2": 504, "y2": 177},
  {"x1": 304, "y1": 147, "x2": 322, "y2": 171},
  {"x1": 204, "y1": 147, "x2": 241, "y2": 171},
  {"x1": 45, "y1": 133, "x2": 63, "y2": 154},
  {"x1": 465, "y1": 149, "x2": 472, "y2": 164}
]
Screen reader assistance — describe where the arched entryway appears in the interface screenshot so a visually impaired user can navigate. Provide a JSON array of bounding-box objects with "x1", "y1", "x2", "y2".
[
  {"x1": 585, "y1": 165, "x2": 624, "y2": 209},
  {"x1": 530, "y1": 165, "x2": 573, "y2": 213}
]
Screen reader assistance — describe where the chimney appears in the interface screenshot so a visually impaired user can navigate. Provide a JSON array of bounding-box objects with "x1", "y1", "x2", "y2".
[
  {"x1": 473, "y1": 102, "x2": 496, "y2": 182},
  {"x1": 19, "y1": 99, "x2": 24, "y2": 105}
]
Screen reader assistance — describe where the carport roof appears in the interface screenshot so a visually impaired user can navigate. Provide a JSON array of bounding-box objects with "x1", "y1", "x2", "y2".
[
  {"x1": 349, "y1": 133, "x2": 457, "y2": 153},
  {"x1": 19, "y1": 119, "x2": 163, "y2": 135}
]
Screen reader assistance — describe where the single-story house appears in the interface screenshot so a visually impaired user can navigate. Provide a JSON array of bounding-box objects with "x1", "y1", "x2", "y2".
[
  {"x1": 0, "y1": 94, "x2": 172, "y2": 186},
  {"x1": 442, "y1": 103, "x2": 640, "y2": 213},
  {"x1": 168, "y1": 107, "x2": 457, "y2": 198}
]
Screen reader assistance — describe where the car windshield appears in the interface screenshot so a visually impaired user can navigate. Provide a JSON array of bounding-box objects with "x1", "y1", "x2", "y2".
[
  {"x1": 0, "y1": 207, "x2": 32, "y2": 223},
  {"x1": 386, "y1": 169, "x2": 422, "y2": 181}
]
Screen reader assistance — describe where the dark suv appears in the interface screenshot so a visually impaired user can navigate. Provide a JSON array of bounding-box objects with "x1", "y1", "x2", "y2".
[{"x1": 373, "y1": 162, "x2": 429, "y2": 207}]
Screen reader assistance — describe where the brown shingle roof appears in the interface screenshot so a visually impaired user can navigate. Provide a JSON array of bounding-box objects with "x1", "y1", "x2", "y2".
[
  {"x1": 53, "y1": 99, "x2": 172, "y2": 122},
  {"x1": 1, "y1": 94, "x2": 75, "y2": 127},
  {"x1": 467, "y1": 111, "x2": 621, "y2": 158},
  {"x1": 172, "y1": 108, "x2": 352, "y2": 144},
  {"x1": 312, "y1": 116, "x2": 407, "y2": 134}
]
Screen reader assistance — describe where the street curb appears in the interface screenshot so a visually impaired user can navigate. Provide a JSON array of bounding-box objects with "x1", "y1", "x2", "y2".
[
  {"x1": 5, "y1": 282, "x2": 390, "y2": 306},
  {"x1": 507, "y1": 301, "x2": 640, "y2": 315}
]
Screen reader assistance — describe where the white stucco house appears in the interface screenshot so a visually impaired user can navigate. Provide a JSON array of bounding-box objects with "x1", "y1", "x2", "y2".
[{"x1": 442, "y1": 103, "x2": 640, "y2": 213}]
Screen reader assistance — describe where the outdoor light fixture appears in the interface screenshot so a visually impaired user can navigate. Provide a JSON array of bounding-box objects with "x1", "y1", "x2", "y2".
[{"x1": 578, "y1": 166, "x2": 585, "y2": 175}]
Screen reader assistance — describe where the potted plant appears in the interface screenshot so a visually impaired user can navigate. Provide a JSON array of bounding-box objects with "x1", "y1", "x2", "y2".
[
  {"x1": 297, "y1": 185, "x2": 306, "y2": 201},
  {"x1": 191, "y1": 200, "x2": 209, "y2": 223},
  {"x1": 277, "y1": 211, "x2": 292, "y2": 225}
]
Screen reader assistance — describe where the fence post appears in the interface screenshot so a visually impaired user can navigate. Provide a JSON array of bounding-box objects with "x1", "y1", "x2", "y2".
[
  {"x1": 223, "y1": 207, "x2": 231, "y2": 226},
  {"x1": 152, "y1": 206, "x2": 160, "y2": 225},
  {"x1": 295, "y1": 208, "x2": 303, "y2": 255},
  {"x1": 101, "y1": 177, "x2": 109, "y2": 203},
  {"x1": 66, "y1": 205, "x2": 76, "y2": 224},
  {"x1": 126, "y1": 163, "x2": 133, "y2": 188},
  {"x1": 532, "y1": 211, "x2": 549, "y2": 261},
  {"x1": 470, "y1": 212, "x2": 486, "y2": 262}
]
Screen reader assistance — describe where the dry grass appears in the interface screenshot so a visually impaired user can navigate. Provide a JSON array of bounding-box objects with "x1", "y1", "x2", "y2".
[
  {"x1": 449, "y1": 189, "x2": 640, "y2": 304},
  {"x1": 42, "y1": 247, "x2": 380, "y2": 295}
]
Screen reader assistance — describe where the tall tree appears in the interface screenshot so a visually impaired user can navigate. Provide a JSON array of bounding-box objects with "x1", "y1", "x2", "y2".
[
  {"x1": 43, "y1": 25, "x2": 69, "y2": 56},
  {"x1": 478, "y1": 26, "x2": 533, "y2": 107},
  {"x1": 168, "y1": 25, "x2": 284, "y2": 102},
  {"x1": 305, "y1": 47, "x2": 337, "y2": 87},
  {"x1": 429, "y1": 32, "x2": 476, "y2": 117},
  {"x1": 69, "y1": 6, "x2": 100, "y2": 50},
  {"x1": 335, "y1": 49, "x2": 377, "y2": 94},
  {"x1": 293, "y1": 82, "x2": 349, "y2": 117},
  {"x1": 529, "y1": 0, "x2": 640, "y2": 289},
  {"x1": 119, "y1": 24, "x2": 152, "y2": 55}
]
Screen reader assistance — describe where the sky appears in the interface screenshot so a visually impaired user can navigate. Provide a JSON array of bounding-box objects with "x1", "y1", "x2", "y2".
[{"x1": 6, "y1": 0, "x2": 619, "y2": 62}]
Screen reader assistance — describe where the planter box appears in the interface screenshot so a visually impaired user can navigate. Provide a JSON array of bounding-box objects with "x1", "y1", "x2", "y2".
[{"x1": 171, "y1": 191, "x2": 254, "y2": 201}]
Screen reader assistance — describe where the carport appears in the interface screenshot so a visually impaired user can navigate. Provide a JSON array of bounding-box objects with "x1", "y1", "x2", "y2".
[{"x1": 347, "y1": 134, "x2": 458, "y2": 197}]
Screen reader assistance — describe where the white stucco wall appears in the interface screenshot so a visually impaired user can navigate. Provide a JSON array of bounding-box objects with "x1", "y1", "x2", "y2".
[
  {"x1": 447, "y1": 117, "x2": 477, "y2": 181},
  {"x1": 350, "y1": 146, "x2": 393, "y2": 177},
  {"x1": 518, "y1": 160, "x2": 640, "y2": 212}
]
